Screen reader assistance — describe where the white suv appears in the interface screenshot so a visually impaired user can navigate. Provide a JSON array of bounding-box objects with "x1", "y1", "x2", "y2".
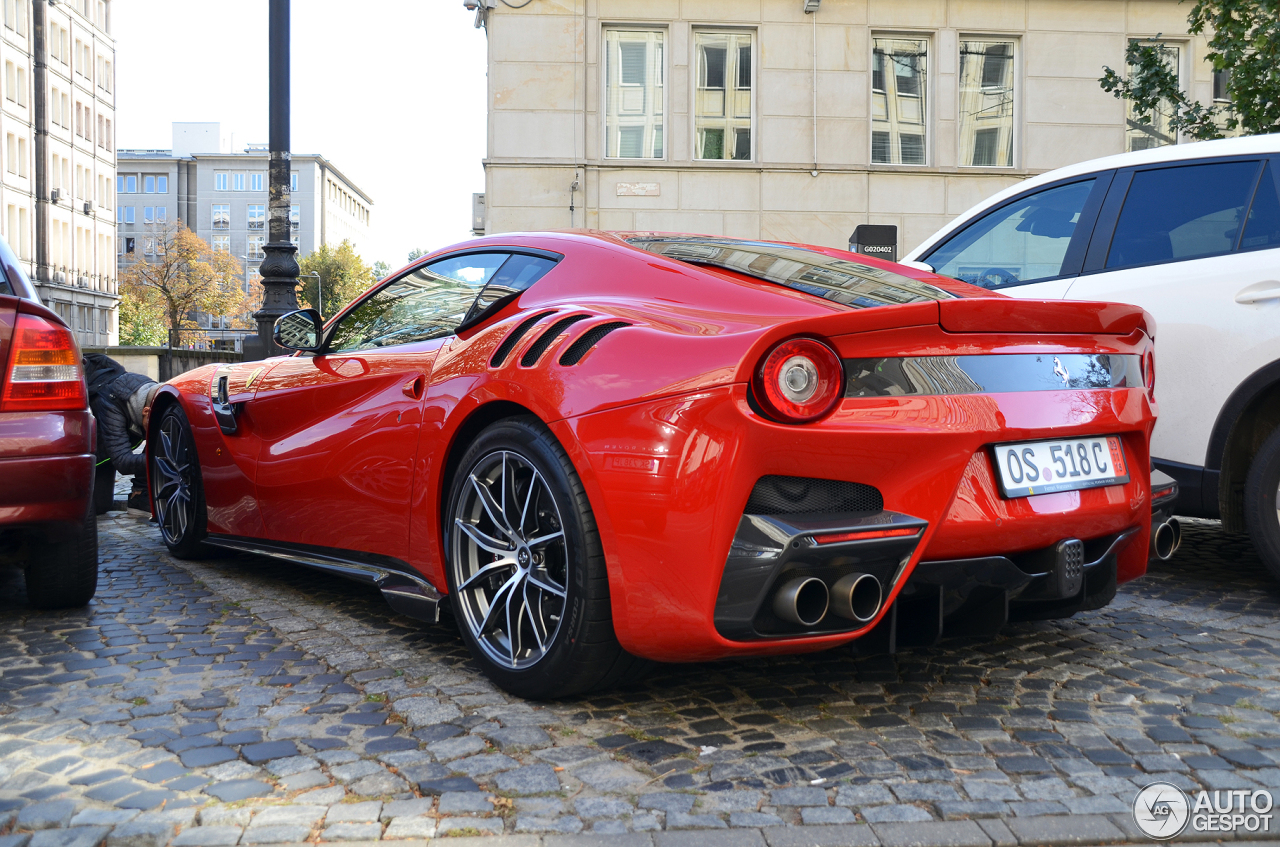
[{"x1": 904, "y1": 135, "x2": 1280, "y2": 577}]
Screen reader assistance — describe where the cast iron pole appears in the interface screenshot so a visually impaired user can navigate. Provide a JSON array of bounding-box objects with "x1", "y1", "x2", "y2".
[{"x1": 246, "y1": 0, "x2": 300, "y2": 359}]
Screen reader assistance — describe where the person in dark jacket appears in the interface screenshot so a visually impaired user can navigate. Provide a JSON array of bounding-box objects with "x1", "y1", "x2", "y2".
[{"x1": 83, "y1": 354, "x2": 160, "y2": 512}]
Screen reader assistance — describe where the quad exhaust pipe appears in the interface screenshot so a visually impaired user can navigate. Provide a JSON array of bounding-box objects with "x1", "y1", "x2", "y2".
[
  {"x1": 773, "y1": 573, "x2": 883, "y2": 628},
  {"x1": 1150, "y1": 517, "x2": 1181, "y2": 561}
]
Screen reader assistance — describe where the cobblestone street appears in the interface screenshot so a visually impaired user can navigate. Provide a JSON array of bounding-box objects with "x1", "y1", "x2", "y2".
[{"x1": 4, "y1": 511, "x2": 1280, "y2": 847}]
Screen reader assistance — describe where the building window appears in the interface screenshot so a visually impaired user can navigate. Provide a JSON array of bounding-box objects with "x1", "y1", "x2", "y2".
[
  {"x1": 144, "y1": 206, "x2": 154, "y2": 223},
  {"x1": 118, "y1": 175, "x2": 136, "y2": 193},
  {"x1": 212, "y1": 235, "x2": 230, "y2": 253},
  {"x1": 249, "y1": 173, "x2": 263, "y2": 191},
  {"x1": 290, "y1": 235, "x2": 299, "y2": 249},
  {"x1": 144, "y1": 175, "x2": 155, "y2": 193},
  {"x1": 604, "y1": 29, "x2": 665, "y2": 160},
  {"x1": 124, "y1": 236, "x2": 135, "y2": 255},
  {"x1": 116, "y1": 206, "x2": 122, "y2": 223},
  {"x1": 694, "y1": 31, "x2": 753, "y2": 161},
  {"x1": 144, "y1": 238, "x2": 156, "y2": 256},
  {"x1": 15, "y1": 137, "x2": 24, "y2": 177},
  {"x1": 123, "y1": 207, "x2": 134, "y2": 224},
  {"x1": 156, "y1": 206, "x2": 167, "y2": 222},
  {"x1": 247, "y1": 235, "x2": 265, "y2": 259},
  {"x1": 872, "y1": 37, "x2": 928, "y2": 165},
  {"x1": 290, "y1": 205, "x2": 299, "y2": 230},
  {"x1": 233, "y1": 173, "x2": 245, "y2": 191},
  {"x1": 247, "y1": 204, "x2": 265, "y2": 229},
  {"x1": 215, "y1": 172, "x2": 228, "y2": 191},
  {"x1": 212, "y1": 204, "x2": 230, "y2": 229},
  {"x1": 291, "y1": 172, "x2": 298, "y2": 191},
  {"x1": 1126, "y1": 42, "x2": 1180, "y2": 151},
  {"x1": 959, "y1": 39, "x2": 1015, "y2": 167}
]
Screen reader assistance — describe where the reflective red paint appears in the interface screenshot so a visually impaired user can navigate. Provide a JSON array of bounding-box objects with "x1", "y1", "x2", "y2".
[{"x1": 149, "y1": 231, "x2": 1158, "y2": 663}]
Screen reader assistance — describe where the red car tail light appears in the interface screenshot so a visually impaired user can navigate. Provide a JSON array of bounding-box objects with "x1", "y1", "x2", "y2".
[
  {"x1": 1143, "y1": 349, "x2": 1155, "y2": 398},
  {"x1": 1, "y1": 312, "x2": 86, "y2": 412},
  {"x1": 753, "y1": 337, "x2": 843, "y2": 423}
]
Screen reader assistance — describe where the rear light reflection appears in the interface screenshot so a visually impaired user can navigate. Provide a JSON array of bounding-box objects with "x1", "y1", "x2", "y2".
[{"x1": 1, "y1": 313, "x2": 87, "y2": 412}]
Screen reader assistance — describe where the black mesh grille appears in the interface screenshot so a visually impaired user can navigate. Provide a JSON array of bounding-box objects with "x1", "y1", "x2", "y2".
[
  {"x1": 520, "y1": 315, "x2": 590, "y2": 367},
  {"x1": 559, "y1": 321, "x2": 630, "y2": 367},
  {"x1": 491, "y1": 311, "x2": 556, "y2": 368},
  {"x1": 1064, "y1": 540, "x2": 1084, "y2": 580},
  {"x1": 745, "y1": 475, "x2": 883, "y2": 516}
]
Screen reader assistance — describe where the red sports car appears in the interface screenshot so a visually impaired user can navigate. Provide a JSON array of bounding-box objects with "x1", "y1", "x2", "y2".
[{"x1": 148, "y1": 232, "x2": 1161, "y2": 698}]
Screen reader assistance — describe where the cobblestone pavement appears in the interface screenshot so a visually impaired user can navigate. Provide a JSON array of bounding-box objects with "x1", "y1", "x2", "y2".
[{"x1": 3, "y1": 510, "x2": 1280, "y2": 847}]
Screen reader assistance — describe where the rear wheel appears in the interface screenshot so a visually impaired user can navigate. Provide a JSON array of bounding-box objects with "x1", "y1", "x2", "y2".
[
  {"x1": 444, "y1": 417, "x2": 647, "y2": 699},
  {"x1": 152, "y1": 404, "x2": 209, "y2": 559},
  {"x1": 1245, "y1": 426, "x2": 1280, "y2": 582},
  {"x1": 26, "y1": 476, "x2": 98, "y2": 609}
]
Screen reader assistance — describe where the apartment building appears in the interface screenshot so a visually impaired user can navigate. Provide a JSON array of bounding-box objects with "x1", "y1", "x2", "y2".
[
  {"x1": 471, "y1": 0, "x2": 1217, "y2": 255},
  {"x1": 118, "y1": 122, "x2": 373, "y2": 351},
  {"x1": 1, "y1": 0, "x2": 117, "y2": 346}
]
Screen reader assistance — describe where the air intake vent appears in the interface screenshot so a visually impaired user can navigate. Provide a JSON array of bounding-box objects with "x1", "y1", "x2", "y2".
[
  {"x1": 745, "y1": 475, "x2": 883, "y2": 516},
  {"x1": 520, "y1": 315, "x2": 590, "y2": 367},
  {"x1": 559, "y1": 321, "x2": 630, "y2": 367},
  {"x1": 491, "y1": 310, "x2": 556, "y2": 367}
]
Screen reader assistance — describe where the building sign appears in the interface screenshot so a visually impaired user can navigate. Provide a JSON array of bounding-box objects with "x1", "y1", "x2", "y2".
[
  {"x1": 850, "y1": 224, "x2": 898, "y2": 262},
  {"x1": 616, "y1": 182, "x2": 661, "y2": 197}
]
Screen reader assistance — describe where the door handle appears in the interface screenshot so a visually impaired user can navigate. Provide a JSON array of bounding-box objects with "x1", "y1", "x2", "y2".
[
  {"x1": 1235, "y1": 280, "x2": 1280, "y2": 304},
  {"x1": 402, "y1": 376, "x2": 425, "y2": 400}
]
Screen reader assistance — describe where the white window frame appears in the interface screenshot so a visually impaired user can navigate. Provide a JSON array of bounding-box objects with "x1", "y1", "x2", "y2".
[
  {"x1": 869, "y1": 31, "x2": 933, "y2": 168},
  {"x1": 215, "y1": 172, "x2": 228, "y2": 191},
  {"x1": 601, "y1": 25, "x2": 669, "y2": 162},
  {"x1": 690, "y1": 27, "x2": 757, "y2": 164},
  {"x1": 956, "y1": 34, "x2": 1020, "y2": 169}
]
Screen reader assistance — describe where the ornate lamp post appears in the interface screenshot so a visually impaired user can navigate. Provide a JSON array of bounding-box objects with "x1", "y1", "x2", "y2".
[{"x1": 244, "y1": 0, "x2": 300, "y2": 360}]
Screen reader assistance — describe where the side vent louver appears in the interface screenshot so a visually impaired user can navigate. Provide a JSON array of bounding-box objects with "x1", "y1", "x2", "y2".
[
  {"x1": 559, "y1": 322, "x2": 630, "y2": 367},
  {"x1": 491, "y1": 310, "x2": 557, "y2": 368},
  {"x1": 520, "y1": 315, "x2": 590, "y2": 367}
]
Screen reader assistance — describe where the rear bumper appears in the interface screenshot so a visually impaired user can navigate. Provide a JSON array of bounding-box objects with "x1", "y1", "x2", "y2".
[
  {"x1": 0, "y1": 453, "x2": 95, "y2": 533},
  {"x1": 560, "y1": 382, "x2": 1155, "y2": 663}
]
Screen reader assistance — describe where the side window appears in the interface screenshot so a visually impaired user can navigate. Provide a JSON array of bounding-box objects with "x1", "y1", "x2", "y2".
[
  {"x1": 925, "y1": 179, "x2": 1096, "y2": 288},
  {"x1": 1241, "y1": 161, "x2": 1280, "y2": 252},
  {"x1": 326, "y1": 253, "x2": 555, "y2": 353},
  {"x1": 1106, "y1": 161, "x2": 1259, "y2": 269},
  {"x1": 463, "y1": 253, "x2": 557, "y2": 325}
]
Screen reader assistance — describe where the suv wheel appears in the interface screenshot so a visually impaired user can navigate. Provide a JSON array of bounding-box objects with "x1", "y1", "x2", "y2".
[
  {"x1": 26, "y1": 474, "x2": 99, "y2": 609},
  {"x1": 1245, "y1": 426, "x2": 1280, "y2": 581}
]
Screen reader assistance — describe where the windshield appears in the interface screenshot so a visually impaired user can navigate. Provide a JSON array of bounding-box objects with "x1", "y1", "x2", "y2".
[{"x1": 626, "y1": 236, "x2": 955, "y2": 308}]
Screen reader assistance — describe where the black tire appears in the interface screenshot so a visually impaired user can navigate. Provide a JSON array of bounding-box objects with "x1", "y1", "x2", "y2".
[
  {"x1": 26, "y1": 476, "x2": 99, "y2": 609},
  {"x1": 1245, "y1": 425, "x2": 1280, "y2": 582},
  {"x1": 151, "y1": 404, "x2": 210, "y2": 559},
  {"x1": 93, "y1": 461, "x2": 116, "y2": 515},
  {"x1": 444, "y1": 416, "x2": 648, "y2": 699}
]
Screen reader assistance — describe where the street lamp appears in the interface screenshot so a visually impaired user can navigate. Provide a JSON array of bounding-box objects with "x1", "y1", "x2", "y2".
[{"x1": 299, "y1": 271, "x2": 322, "y2": 318}]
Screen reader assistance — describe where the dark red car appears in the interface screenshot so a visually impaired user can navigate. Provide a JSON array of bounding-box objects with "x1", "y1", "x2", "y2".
[
  {"x1": 148, "y1": 232, "x2": 1158, "y2": 697},
  {"x1": 0, "y1": 237, "x2": 97, "y2": 608}
]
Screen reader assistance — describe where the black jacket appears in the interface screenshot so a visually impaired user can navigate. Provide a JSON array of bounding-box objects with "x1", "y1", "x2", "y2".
[{"x1": 84, "y1": 354, "x2": 155, "y2": 476}]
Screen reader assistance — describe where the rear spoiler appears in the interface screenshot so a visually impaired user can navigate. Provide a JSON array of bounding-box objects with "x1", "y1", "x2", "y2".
[{"x1": 939, "y1": 299, "x2": 1154, "y2": 338}]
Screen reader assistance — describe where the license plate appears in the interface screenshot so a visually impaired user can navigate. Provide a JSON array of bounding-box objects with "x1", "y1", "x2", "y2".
[{"x1": 992, "y1": 436, "x2": 1129, "y2": 498}]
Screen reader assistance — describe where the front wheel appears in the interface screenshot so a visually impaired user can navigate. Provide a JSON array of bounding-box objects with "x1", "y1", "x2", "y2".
[
  {"x1": 1245, "y1": 426, "x2": 1280, "y2": 582},
  {"x1": 444, "y1": 417, "x2": 646, "y2": 699},
  {"x1": 151, "y1": 404, "x2": 210, "y2": 559}
]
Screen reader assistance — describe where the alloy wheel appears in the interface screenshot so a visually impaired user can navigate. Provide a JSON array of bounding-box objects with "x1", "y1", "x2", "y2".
[
  {"x1": 450, "y1": 450, "x2": 569, "y2": 669},
  {"x1": 153, "y1": 414, "x2": 194, "y2": 545}
]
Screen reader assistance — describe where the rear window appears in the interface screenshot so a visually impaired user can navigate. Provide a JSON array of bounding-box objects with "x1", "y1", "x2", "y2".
[{"x1": 627, "y1": 236, "x2": 955, "y2": 308}]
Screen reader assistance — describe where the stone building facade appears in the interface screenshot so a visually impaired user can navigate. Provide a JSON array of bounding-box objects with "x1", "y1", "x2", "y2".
[
  {"x1": 7, "y1": 0, "x2": 117, "y2": 347},
  {"x1": 118, "y1": 123, "x2": 373, "y2": 351},
  {"x1": 471, "y1": 0, "x2": 1215, "y2": 255}
]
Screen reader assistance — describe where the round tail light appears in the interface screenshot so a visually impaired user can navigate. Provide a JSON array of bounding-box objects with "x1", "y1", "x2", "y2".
[
  {"x1": 753, "y1": 337, "x2": 844, "y2": 423},
  {"x1": 1143, "y1": 349, "x2": 1155, "y2": 398}
]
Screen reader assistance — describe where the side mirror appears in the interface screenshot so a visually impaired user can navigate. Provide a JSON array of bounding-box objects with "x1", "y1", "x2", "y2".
[{"x1": 274, "y1": 309, "x2": 324, "y2": 352}]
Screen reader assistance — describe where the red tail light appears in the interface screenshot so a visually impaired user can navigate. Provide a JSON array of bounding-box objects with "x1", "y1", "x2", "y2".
[
  {"x1": 753, "y1": 337, "x2": 844, "y2": 423},
  {"x1": 1, "y1": 312, "x2": 86, "y2": 412},
  {"x1": 1142, "y1": 349, "x2": 1155, "y2": 398}
]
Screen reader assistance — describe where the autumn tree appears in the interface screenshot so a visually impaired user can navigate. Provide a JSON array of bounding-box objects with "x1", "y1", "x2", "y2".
[
  {"x1": 298, "y1": 239, "x2": 375, "y2": 317},
  {"x1": 372, "y1": 260, "x2": 392, "y2": 280},
  {"x1": 1099, "y1": 0, "x2": 1280, "y2": 140},
  {"x1": 118, "y1": 221, "x2": 244, "y2": 352}
]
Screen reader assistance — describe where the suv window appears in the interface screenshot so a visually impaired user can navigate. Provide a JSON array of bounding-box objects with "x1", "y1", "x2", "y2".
[
  {"x1": 328, "y1": 252, "x2": 556, "y2": 353},
  {"x1": 1241, "y1": 161, "x2": 1280, "y2": 252},
  {"x1": 1106, "y1": 161, "x2": 1259, "y2": 269},
  {"x1": 925, "y1": 179, "x2": 1095, "y2": 289}
]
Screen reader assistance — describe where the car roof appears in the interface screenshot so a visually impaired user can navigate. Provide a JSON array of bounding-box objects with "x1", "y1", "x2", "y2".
[{"x1": 907, "y1": 132, "x2": 1280, "y2": 260}]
